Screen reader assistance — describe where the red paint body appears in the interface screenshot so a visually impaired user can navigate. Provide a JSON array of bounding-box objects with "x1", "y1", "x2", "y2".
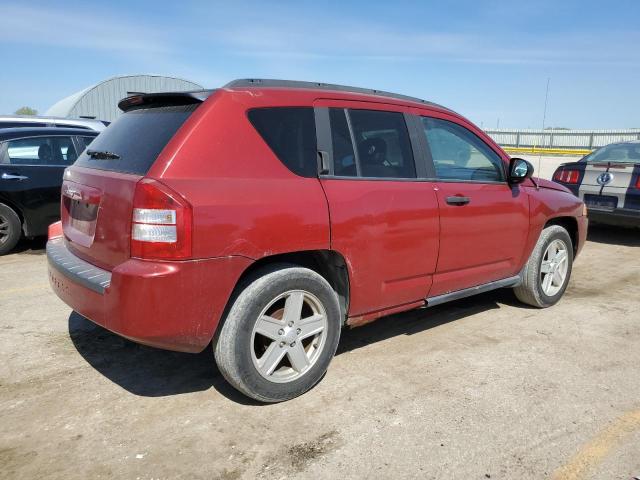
[{"x1": 48, "y1": 85, "x2": 587, "y2": 352}]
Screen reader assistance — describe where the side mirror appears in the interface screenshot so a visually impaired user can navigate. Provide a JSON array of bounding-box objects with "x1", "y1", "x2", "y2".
[{"x1": 509, "y1": 158, "x2": 534, "y2": 184}]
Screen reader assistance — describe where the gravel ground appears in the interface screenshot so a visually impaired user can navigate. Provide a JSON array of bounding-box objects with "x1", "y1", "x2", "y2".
[{"x1": 1, "y1": 225, "x2": 639, "y2": 480}]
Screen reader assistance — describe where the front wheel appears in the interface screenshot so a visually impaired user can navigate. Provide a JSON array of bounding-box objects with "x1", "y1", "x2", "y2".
[
  {"x1": 514, "y1": 225, "x2": 573, "y2": 308},
  {"x1": 214, "y1": 265, "x2": 342, "y2": 402}
]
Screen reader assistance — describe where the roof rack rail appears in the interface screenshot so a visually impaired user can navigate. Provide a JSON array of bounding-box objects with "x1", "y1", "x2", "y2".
[{"x1": 223, "y1": 79, "x2": 452, "y2": 112}]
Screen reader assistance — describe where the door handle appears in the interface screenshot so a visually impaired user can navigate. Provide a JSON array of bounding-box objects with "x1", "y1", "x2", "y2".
[
  {"x1": 446, "y1": 196, "x2": 470, "y2": 206},
  {"x1": 1, "y1": 173, "x2": 29, "y2": 181}
]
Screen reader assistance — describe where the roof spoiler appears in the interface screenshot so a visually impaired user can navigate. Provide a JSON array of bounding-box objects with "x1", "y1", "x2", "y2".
[{"x1": 118, "y1": 90, "x2": 214, "y2": 112}]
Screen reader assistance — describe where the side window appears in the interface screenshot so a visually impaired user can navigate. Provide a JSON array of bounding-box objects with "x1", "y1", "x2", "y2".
[
  {"x1": 76, "y1": 136, "x2": 95, "y2": 155},
  {"x1": 347, "y1": 109, "x2": 416, "y2": 179},
  {"x1": 248, "y1": 107, "x2": 317, "y2": 178},
  {"x1": 54, "y1": 137, "x2": 77, "y2": 164},
  {"x1": 329, "y1": 109, "x2": 356, "y2": 177},
  {"x1": 6, "y1": 136, "x2": 77, "y2": 165},
  {"x1": 422, "y1": 117, "x2": 505, "y2": 182}
]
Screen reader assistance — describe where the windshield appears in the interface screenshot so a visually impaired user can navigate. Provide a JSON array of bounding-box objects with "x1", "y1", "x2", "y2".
[
  {"x1": 73, "y1": 104, "x2": 198, "y2": 175},
  {"x1": 583, "y1": 143, "x2": 640, "y2": 163}
]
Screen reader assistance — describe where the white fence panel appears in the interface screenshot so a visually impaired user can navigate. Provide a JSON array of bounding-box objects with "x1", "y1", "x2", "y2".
[{"x1": 485, "y1": 129, "x2": 640, "y2": 149}]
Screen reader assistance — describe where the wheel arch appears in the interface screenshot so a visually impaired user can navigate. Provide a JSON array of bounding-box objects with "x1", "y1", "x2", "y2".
[
  {"x1": 243, "y1": 250, "x2": 350, "y2": 320},
  {"x1": 544, "y1": 216, "x2": 579, "y2": 255},
  {"x1": 0, "y1": 196, "x2": 27, "y2": 236},
  {"x1": 213, "y1": 249, "x2": 351, "y2": 346}
]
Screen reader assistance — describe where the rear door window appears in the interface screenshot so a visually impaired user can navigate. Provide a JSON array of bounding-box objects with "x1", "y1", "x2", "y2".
[
  {"x1": 329, "y1": 109, "x2": 357, "y2": 177},
  {"x1": 248, "y1": 107, "x2": 318, "y2": 177},
  {"x1": 346, "y1": 109, "x2": 416, "y2": 179},
  {"x1": 5, "y1": 136, "x2": 77, "y2": 165},
  {"x1": 74, "y1": 104, "x2": 197, "y2": 175}
]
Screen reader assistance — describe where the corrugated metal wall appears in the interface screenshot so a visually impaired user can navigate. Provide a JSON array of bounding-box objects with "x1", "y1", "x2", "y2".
[
  {"x1": 485, "y1": 129, "x2": 640, "y2": 149},
  {"x1": 49, "y1": 75, "x2": 203, "y2": 122}
]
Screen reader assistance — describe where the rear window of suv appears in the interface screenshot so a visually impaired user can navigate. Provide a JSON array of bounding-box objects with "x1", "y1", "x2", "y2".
[{"x1": 74, "y1": 104, "x2": 197, "y2": 175}]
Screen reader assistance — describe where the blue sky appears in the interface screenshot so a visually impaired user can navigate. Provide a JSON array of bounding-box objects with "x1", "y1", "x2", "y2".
[{"x1": 1, "y1": 0, "x2": 639, "y2": 128}]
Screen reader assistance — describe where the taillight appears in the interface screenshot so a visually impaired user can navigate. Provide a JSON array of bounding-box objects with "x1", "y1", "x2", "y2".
[
  {"x1": 130, "y1": 178, "x2": 192, "y2": 260},
  {"x1": 48, "y1": 221, "x2": 63, "y2": 240},
  {"x1": 635, "y1": 175, "x2": 640, "y2": 189},
  {"x1": 553, "y1": 169, "x2": 579, "y2": 184}
]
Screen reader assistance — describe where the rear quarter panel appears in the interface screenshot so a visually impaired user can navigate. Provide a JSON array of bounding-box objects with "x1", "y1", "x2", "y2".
[{"x1": 148, "y1": 89, "x2": 331, "y2": 260}]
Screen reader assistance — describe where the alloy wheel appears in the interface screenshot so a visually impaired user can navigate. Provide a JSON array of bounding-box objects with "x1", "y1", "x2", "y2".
[
  {"x1": 540, "y1": 239, "x2": 569, "y2": 296},
  {"x1": 0, "y1": 214, "x2": 9, "y2": 245},
  {"x1": 250, "y1": 290, "x2": 328, "y2": 383}
]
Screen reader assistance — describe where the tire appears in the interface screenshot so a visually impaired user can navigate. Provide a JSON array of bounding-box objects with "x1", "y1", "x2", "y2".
[
  {"x1": 214, "y1": 264, "x2": 342, "y2": 403},
  {"x1": 514, "y1": 225, "x2": 573, "y2": 308},
  {"x1": 0, "y1": 203, "x2": 21, "y2": 256}
]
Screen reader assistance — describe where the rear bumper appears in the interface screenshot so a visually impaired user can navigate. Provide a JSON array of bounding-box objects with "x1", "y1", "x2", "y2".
[
  {"x1": 587, "y1": 208, "x2": 640, "y2": 228},
  {"x1": 47, "y1": 239, "x2": 253, "y2": 352}
]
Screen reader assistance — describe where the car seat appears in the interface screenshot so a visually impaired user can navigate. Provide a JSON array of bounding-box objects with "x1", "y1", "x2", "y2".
[{"x1": 358, "y1": 138, "x2": 396, "y2": 178}]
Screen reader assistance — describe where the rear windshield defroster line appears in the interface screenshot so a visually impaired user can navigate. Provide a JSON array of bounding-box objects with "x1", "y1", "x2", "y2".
[{"x1": 73, "y1": 104, "x2": 198, "y2": 175}]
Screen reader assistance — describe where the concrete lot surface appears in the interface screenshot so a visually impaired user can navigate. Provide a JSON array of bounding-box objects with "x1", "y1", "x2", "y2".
[{"x1": 1, "y1": 225, "x2": 639, "y2": 480}]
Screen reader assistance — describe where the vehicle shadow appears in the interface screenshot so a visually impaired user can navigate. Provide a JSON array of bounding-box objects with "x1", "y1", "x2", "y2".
[
  {"x1": 11, "y1": 236, "x2": 47, "y2": 255},
  {"x1": 68, "y1": 312, "x2": 260, "y2": 405},
  {"x1": 586, "y1": 224, "x2": 639, "y2": 247},
  {"x1": 338, "y1": 290, "x2": 506, "y2": 354},
  {"x1": 69, "y1": 290, "x2": 507, "y2": 403}
]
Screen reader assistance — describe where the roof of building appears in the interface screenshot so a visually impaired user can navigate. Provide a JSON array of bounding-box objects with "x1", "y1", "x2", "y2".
[{"x1": 46, "y1": 75, "x2": 204, "y2": 121}]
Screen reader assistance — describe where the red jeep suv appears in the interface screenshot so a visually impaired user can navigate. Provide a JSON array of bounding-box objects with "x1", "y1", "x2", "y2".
[{"x1": 47, "y1": 79, "x2": 587, "y2": 402}]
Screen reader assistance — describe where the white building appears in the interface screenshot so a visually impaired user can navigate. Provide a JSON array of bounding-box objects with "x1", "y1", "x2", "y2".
[{"x1": 46, "y1": 74, "x2": 203, "y2": 122}]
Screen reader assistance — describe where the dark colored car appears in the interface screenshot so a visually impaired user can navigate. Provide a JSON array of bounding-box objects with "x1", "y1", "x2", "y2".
[
  {"x1": 552, "y1": 141, "x2": 640, "y2": 227},
  {"x1": 0, "y1": 127, "x2": 98, "y2": 254},
  {"x1": 47, "y1": 79, "x2": 587, "y2": 402}
]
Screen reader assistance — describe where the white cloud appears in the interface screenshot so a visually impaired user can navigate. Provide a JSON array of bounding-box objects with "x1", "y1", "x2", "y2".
[
  {"x1": 192, "y1": 5, "x2": 640, "y2": 67},
  {"x1": 0, "y1": 4, "x2": 172, "y2": 55}
]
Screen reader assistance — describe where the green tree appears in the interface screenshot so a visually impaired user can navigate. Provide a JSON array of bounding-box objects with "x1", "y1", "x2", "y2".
[{"x1": 14, "y1": 106, "x2": 38, "y2": 116}]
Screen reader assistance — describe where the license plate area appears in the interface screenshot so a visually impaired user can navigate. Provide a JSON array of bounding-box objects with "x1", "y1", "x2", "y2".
[
  {"x1": 584, "y1": 194, "x2": 617, "y2": 211},
  {"x1": 63, "y1": 197, "x2": 99, "y2": 247}
]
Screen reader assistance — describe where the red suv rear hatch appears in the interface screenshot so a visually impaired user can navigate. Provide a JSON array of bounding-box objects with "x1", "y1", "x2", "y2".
[{"x1": 61, "y1": 93, "x2": 209, "y2": 270}]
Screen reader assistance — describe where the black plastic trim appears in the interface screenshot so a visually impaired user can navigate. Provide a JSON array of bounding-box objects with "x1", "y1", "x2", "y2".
[
  {"x1": 47, "y1": 239, "x2": 111, "y2": 294},
  {"x1": 405, "y1": 114, "x2": 432, "y2": 179},
  {"x1": 118, "y1": 90, "x2": 215, "y2": 112},
  {"x1": 314, "y1": 107, "x2": 333, "y2": 176},
  {"x1": 426, "y1": 275, "x2": 521, "y2": 307},
  {"x1": 319, "y1": 175, "x2": 433, "y2": 183},
  {"x1": 224, "y1": 79, "x2": 454, "y2": 113}
]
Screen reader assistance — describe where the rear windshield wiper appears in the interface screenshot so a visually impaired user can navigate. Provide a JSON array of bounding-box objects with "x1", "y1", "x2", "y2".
[{"x1": 86, "y1": 149, "x2": 120, "y2": 160}]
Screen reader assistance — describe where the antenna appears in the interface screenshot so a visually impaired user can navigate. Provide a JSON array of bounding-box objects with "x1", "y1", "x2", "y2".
[{"x1": 537, "y1": 78, "x2": 551, "y2": 188}]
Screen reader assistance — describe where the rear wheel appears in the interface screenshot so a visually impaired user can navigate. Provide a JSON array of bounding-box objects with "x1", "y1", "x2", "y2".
[
  {"x1": 514, "y1": 225, "x2": 573, "y2": 308},
  {"x1": 0, "y1": 203, "x2": 21, "y2": 256},
  {"x1": 214, "y1": 265, "x2": 341, "y2": 402}
]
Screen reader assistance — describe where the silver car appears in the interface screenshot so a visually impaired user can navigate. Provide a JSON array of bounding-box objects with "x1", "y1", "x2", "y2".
[
  {"x1": 0, "y1": 115, "x2": 107, "y2": 132},
  {"x1": 552, "y1": 141, "x2": 640, "y2": 227}
]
